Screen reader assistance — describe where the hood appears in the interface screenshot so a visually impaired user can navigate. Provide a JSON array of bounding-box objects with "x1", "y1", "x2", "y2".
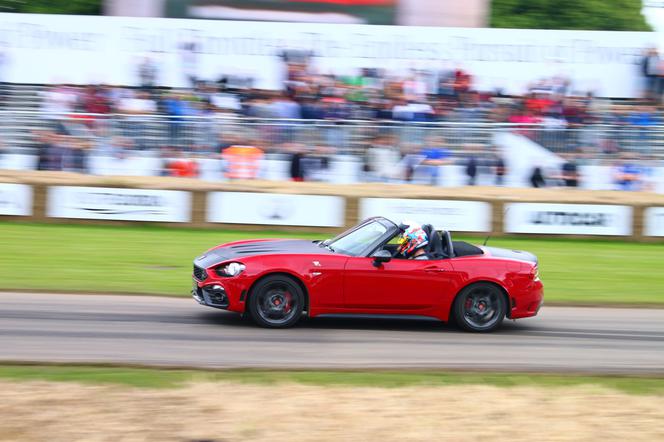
[
  {"x1": 195, "y1": 239, "x2": 334, "y2": 268},
  {"x1": 482, "y1": 246, "x2": 537, "y2": 264}
]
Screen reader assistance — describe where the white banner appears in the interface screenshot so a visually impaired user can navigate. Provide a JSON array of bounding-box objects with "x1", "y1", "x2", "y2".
[
  {"x1": 504, "y1": 203, "x2": 632, "y2": 235},
  {"x1": 644, "y1": 207, "x2": 664, "y2": 237},
  {"x1": 360, "y1": 198, "x2": 492, "y2": 232},
  {"x1": 47, "y1": 186, "x2": 191, "y2": 222},
  {"x1": 0, "y1": 13, "x2": 657, "y2": 96},
  {"x1": 0, "y1": 183, "x2": 32, "y2": 216},
  {"x1": 207, "y1": 192, "x2": 345, "y2": 227}
]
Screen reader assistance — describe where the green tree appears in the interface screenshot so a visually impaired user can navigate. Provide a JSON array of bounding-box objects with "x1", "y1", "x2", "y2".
[
  {"x1": 0, "y1": 0, "x2": 102, "y2": 15},
  {"x1": 491, "y1": 0, "x2": 652, "y2": 31}
]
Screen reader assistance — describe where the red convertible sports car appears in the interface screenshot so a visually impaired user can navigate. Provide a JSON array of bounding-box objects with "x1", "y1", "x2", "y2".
[{"x1": 192, "y1": 217, "x2": 543, "y2": 332}]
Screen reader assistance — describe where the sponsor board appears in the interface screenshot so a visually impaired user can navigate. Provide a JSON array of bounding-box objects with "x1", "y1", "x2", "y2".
[
  {"x1": 359, "y1": 198, "x2": 491, "y2": 232},
  {"x1": 0, "y1": 13, "x2": 654, "y2": 96},
  {"x1": 504, "y1": 203, "x2": 632, "y2": 235},
  {"x1": 47, "y1": 186, "x2": 191, "y2": 222},
  {"x1": 207, "y1": 192, "x2": 345, "y2": 227},
  {"x1": 0, "y1": 183, "x2": 32, "y2": 216},
  {"x1": 644, "y1": 207, "x2": 664, "y2": 237}
]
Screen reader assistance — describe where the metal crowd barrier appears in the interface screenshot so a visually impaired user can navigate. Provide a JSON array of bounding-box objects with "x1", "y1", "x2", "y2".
[{"x1": 2, "y1": 111, "x2": 664, "y2": 157}]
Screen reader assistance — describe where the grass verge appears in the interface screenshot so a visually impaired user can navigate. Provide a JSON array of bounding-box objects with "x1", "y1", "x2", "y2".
[
  {"x1": 1, "y1": 222, "x2": 663, "y2": 304},
  {"x1": 0, "y1": 365, "x2": 663, "y2": 395}
]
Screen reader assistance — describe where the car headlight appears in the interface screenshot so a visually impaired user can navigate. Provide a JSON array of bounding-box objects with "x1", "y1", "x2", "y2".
[{"x1": 216, "y1": 262, "x2": 246, "y2": 277}]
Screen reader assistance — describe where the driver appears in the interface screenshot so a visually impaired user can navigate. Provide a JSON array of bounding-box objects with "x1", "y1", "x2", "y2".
[{"x1": 397, "y1": 222, "x2": 430, "y2": 260}]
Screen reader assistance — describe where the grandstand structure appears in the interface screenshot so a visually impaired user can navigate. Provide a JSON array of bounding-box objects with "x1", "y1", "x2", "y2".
[{"x1": 1, "y1": 83, "x2": 663, "y2": 161}]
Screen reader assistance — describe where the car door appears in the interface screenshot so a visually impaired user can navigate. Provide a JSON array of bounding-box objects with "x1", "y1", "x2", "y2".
[{"x1": 342, "y1": 257, "x2": 455, "y2": 313}]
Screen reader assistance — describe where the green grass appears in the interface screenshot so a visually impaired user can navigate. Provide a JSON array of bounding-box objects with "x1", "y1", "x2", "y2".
[
  {"x1": 0, "y1": 365, "x2": 663, "y2": 395},
  {"x1": 0, "y1": 222, "x2": 663, "y2": 304}
]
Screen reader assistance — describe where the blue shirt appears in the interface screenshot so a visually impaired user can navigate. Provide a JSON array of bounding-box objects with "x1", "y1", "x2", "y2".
[{"x1": 421, "y1": 147, "x2": 450, "y2": 161}]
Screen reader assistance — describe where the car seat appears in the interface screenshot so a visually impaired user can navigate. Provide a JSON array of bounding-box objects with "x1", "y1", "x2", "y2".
[
  {"x1": 440, "y1": 230, "x2": 455, "y2": 258},
  {"x1": 422, "y1": 224, "x2": 446, "y2": 259}
]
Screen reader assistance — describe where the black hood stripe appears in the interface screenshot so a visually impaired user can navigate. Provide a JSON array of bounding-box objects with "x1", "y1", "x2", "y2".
[{"x1": 195, "y1": 239, "x2": 334, "y2": 268}]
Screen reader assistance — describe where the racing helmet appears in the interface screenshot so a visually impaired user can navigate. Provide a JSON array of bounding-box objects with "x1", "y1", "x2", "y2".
[{"x1": 397, "y1": 221, "x2": 429, "y2": 257}]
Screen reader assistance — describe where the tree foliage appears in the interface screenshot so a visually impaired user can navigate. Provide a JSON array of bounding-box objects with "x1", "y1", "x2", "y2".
[
  {"x1": 0, "y1": 0, "x2": 102, "y2": 15},
  {"x1": 491, "y1": 0, "x2": 652, "y2": 31}
]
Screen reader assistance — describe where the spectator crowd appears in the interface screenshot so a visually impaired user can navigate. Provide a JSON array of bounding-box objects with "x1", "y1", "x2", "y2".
[{"x1": 10, "y1": 46, "x2": 664, "y2": 191}]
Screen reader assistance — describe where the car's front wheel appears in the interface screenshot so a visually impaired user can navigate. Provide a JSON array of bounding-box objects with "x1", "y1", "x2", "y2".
[
  {"x1": 248, "y1": 275, "x2": 304, "y2": 328},
  {"x1": 453, "y1": 282, "x2": 506, "y2": 332}
]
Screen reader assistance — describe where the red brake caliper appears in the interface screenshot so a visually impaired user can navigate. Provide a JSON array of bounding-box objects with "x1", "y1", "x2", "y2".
[{"x1": 283, "y1": 292, "x2": 292, "y2": 314}]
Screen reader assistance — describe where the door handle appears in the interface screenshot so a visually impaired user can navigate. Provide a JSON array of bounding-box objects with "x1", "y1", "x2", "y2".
[{"x1": 424, "y1": 267, "x2": 446, "y2": 273}]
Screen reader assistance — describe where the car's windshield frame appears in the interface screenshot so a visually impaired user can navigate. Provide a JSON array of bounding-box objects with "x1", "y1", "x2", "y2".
[{"x1": 326, "y1": 217, "x2": 399, "y2": 257}]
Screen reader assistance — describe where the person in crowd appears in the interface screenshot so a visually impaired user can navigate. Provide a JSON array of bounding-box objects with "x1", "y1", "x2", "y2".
[
  {"x1": 95, "y1": 136, "x2": 132, "y2": 158},
  {"x1": 530, "y1": 166, "x2": 546, "y2": 188},
  {"x1": 82, "y1": 85, "x2": 111, "y2": 115},
  {"x1": 559, "y1": 154, "x2": 580, "y2": 187},
  {"x1": 398, "y1": 143, "x2": 421, "y2": 182},
  {"x1": 180, "y1": 41, "x2": 199, "y2": 88},
  {"x1": 69, "y1": 137, "x2": 90, "y2": 174},
  {"x1": 162, "y1": 92, "x2": 199, "y2": 143},
  {"x1": 464, "y1": 148, "x2": 479, "y2": 186},
  {"x1": 628, "y1": 104, "x2": 657, "y2": 152},
  {"x1": 614, "y1": 154, "x2": 645, "y2": 191},
  {"x1": 118, "y1": 90, "x2": 156, "y2": 115},
  {"x1": 40, "y1": 84, "x2": 78, "y2": 118},
  {"x1": 417, "y1": 137, "x2": 451, "y2": 185},
  {"x1": 222, "y1": 144, "x2": 264, "y2": 180},
  {"x1": 33, "y1": 129, "x2": 55, "y2": 171},
  {"x1": 137, "y1": 56, "x2": 158, "y2": 91},
  {"x1": 288, "y1": 143, "x2": 306, "y2": 182},
  {"x1": 304, "y1": 145, "x2": 331, "y2": 181},
  {"x1": 366, "y1": 134, "x2": 402, "y2": 182},
  {"x1": 160, "y1": 147, "x2": 198, "y2": 178},
  {"x1": 494, "y1": 153, "x2": 507, "y2": 186},
  {"x1": 641, "y1": 47, "x2": 662, "y2": 100},
  {"x1": 19, "y1": 59, "x2": 664, "y2": 192},
  {"x1": 117, "y1": 90, "x2": 157, "y2": 150},
  {"x1": 210, "y1": 83, "x2": 242, "y2": 113}
]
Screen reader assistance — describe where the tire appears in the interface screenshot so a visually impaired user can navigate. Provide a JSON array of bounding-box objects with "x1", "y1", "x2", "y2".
[
  {"x1": 452, "y1": 282, "x2": 507, "y2": 332},
  {"x1": 248, "y1": 275, "x2": 304, "y2": 328}
]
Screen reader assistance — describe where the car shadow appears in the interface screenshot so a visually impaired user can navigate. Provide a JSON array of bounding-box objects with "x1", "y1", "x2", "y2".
[{"x1": 197, "y1": 310, "x2": 527, "y2": 334}]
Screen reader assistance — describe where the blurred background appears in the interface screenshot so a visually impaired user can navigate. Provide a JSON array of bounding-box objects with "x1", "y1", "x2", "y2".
[
  {"x1": 0, "y1": 0, "x2": 661, "y2": 190},
  {"x1": 1, "y1": 2, "x2": 664, "y2": 441}
]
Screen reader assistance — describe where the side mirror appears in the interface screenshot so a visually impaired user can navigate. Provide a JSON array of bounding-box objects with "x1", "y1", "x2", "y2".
[{"x1": 372, "y1": 249, "x2": 392, "y2": 267}]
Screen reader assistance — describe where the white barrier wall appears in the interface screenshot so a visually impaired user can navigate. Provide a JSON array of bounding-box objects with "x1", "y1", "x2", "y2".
[
  {"x1": 360, "y1": 198, "x2": 492, "y2": 232},
  {"x1": 504, "y1": 203, "x2": 633, "y2": 236},
  {"x1": 0, "y1": 183, "x2": 32, "y2": 216},
  {"x1": 47, "y1": 186, "x2": 192, "y2": 222},
  {"x1": 644, "y1": 207, "x2": 664, "y2": 237},
  {"x1": 207, "y1": 192, "x2": 346, "y2": 227},
  {"x1": 0, "y1": 13, "x2": 657, "y2": 96},
  {"x1": 5, "y1": 181, "x2": 664, "y2": 239}
]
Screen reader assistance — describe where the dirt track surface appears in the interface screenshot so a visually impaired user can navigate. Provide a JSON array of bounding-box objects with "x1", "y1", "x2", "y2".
[
  {"x1": 2, "y1": 380, "x2": 664, "y2": 442},
  {"x1": 2, "y1": 292, "x2": 664, "y2": 374}
]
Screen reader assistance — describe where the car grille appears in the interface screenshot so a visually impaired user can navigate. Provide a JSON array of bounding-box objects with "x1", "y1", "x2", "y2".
[{"x1": 193, "y1": 265, "x2": 207, "y2": 281}]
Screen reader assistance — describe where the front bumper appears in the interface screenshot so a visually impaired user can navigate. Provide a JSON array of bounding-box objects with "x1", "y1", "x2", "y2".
[{"x1": 192, "y1": 279, "x2": 230, "y2": 309}]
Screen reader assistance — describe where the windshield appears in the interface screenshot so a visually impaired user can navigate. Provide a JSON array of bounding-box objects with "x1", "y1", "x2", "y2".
[{"x1": 328, "y1": 220, "x2": 389, "y2": 256}]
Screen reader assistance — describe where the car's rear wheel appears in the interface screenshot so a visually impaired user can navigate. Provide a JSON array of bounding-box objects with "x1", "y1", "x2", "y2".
[
  {"x1": 248, "y1": 275, "x2": 304, "y2": 328},
  {"x1": 453, "y1": 283, "x2": 506, "y2": 332}
]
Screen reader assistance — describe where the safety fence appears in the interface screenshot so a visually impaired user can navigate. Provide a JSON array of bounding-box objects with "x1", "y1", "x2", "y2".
[
  {"x1": 3, "y1": 111, "x2": 664, "y2": 157},
  {"x1": 1, "y1": 179, "x2": 664, "y2": 241}
]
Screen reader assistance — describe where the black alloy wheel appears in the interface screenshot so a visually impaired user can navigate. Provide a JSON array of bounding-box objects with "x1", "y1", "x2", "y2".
[
  {"x1": 453, "y1": 282, "x2": 507, "y2": 332},
  {"x1": 248, "y1": 275, "x2": 304, "y2": 328}
]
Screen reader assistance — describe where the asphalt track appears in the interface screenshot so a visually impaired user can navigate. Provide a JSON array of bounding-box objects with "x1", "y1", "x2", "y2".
[{"x1": 2, "y1": 292, "x2": 664, "y2": 374}]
